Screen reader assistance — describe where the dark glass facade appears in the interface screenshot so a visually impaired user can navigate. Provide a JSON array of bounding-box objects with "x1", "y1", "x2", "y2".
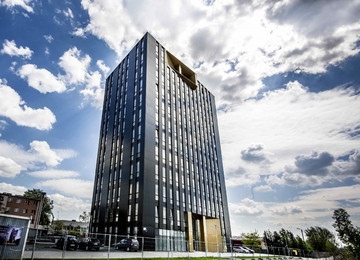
[{"x1": 90, "y1": 33, "x2": 231, "y2": 251}]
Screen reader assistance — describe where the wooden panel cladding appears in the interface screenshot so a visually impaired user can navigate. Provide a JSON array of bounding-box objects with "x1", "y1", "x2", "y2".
[{"x1": 167, "y1": 51, "x2": 197, "y2": 90}]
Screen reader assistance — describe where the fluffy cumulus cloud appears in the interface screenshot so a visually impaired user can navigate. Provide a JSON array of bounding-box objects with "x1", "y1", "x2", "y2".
[
  {"x1": 58, "y1": 47, "x2": 104, "y2": 108},
  {"x1": 0, "y1": 139, "x2": 76, "y2": 172},
  {"x1": 58, "y1": 47, "x2": 91, "y2": 85},
  {"x1": 73, "y1": 0, "x2": 141, "y2": 56},
  {"x1": 1, "y1": 40, "x2": 33, "y2": 59},
  {"x1": 0, "y1": 182, "x2": 27, "y2": 195},
  {"x1": 80, "y1": 71, "x2": 104, "y2": 108},
  {"x1": 0, "y1": 79, "x2": 56, "y2": 130},
  {"x1": 0, "y1": 0, "x2": 34, "y2": 13},
  {"x1": 0, "y1": 155, "x2": 22, "y2": 178},
  {"x1": 75, "y1": 0, "x2": 360, "y2": 106},
  {"x1": 333, "y1": 149, "x2": 360, "y2": 177},
  {"x1": 50, "y1": 193, "x2": 91, "y2": 215},
  {"x1": 29, "y1": 141, "x2": 63, "y2": 167},
  {"x1": 287, "y1": 151, "x2": 335, "y2": 176},
  {"x1": 17, "y1": 64, "x2": 66, "y2": 93},
  {"x1": 229, "y1": 198, "x2": 264, "y2": 216},
  {"x1": 241, "y1": 143, "x2": 271, "y2": 163}
]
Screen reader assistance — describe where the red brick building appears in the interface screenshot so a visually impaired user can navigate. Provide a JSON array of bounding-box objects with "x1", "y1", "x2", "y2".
[{"x1": 0, "y1": 192, "x2": 41, "y2": 229}]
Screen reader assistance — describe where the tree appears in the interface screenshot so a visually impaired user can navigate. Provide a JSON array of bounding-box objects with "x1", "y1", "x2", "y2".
[
  {"x1": 241, "y1": 230, "x2": 261, "y2": 246},
  {"x1": 305, "y1": 226, "x2": 337, "y2": 253},
  {"x1": 79, "y1": 211, "x2": 90, "y2": 222},
  {"x1": 273, "y1": 231, "x2": 283, "y2": 247},
  {"x1": 24, "y1": 189, "x2": 53, "y2": 225},
  {"x1": 51, "y1": 220, "x2": 65, "y2": 235},
  {"x1": 332, "y1": 208, "x2": 360, "y2": 259}
]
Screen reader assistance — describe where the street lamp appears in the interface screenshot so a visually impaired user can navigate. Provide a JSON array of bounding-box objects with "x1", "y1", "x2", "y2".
[
  {"x1": 297, "y1": 228, "x2": 305, "y2": 258},
  {"x1": 31, "y1": 192, "x2": 46, "y2": 260},
  {"x1": 297, "y1": 228, "x2": 305, "y2": 242},
  {"x1": 214, "y1": 224, "x2": 219, "y2": 257},
  {"x1": 142, "y1": 227, "x2": 147, "y2": 259}
]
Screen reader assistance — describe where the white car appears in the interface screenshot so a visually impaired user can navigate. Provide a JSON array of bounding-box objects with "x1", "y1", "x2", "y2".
[{"x1": 242, "y1": 246, "x2": 255, "y2": 253}]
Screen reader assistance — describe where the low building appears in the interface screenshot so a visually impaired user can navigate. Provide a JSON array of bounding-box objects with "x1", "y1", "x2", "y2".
[
  {"x1": 51, "y1": 219, "x2": 89, "y2": 237},
  {"x1": 0, "y1": 192, "x2": 41, "y2": 229}
]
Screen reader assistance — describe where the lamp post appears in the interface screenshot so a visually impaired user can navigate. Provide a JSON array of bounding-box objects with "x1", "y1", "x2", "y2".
[
  {"x1": 31, "y1": 192, "x2": 46, "y2": 260},
  {"x1": 142, "y1": 227, "x2": 147, "y2": 259},
  {"x1": 214, "y1": 224, "x2": 219, "y2": 257},
  {"x1": 297, "y1": 228, "x2": 305, "y2": 257},
  {"x1": 297, "y1": 228, "x2": 305, "y2": 242}
]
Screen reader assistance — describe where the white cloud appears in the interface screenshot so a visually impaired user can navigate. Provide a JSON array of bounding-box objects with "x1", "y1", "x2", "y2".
[
  {"x1": 220, "y1": 81, "x2": 360, "y2": 187},
  {"x1": 229, "y1": 198, "x2": 264, "y2": 216},
  {"x1": 73, "y1": 0, "x2": 141, "y2": 56},
  {"x1": 29, "y1": 141, "x2": 63, "y2": 167},
  {"x1": 226, "y1": 174, "x2": 261, "y2": 188},
  {"x1": 0, "y1": 182, "x2": 27, "y2": 195},
  {"x1": 63, "y1": 7, "x2": 73, "y2": 19},
  {"x1": 0, "y1": 139, "x2": 76, "y2": 171},
  {"x1": 57, "y1": 47, "x2": 105, "y2": 108},
  {"x1": 38, "y1": 178, "x2": 93, "y2": 199},
  {"x1": 50, "y1": 193, "x2": 91, "y2": 218},
  {"x1": 17, "y1": 64, "x2": 67, "y2": 93},
  {"x1": 0, "y1": 0, "x2": 34, "y2": 13},
  {"x1": 266, "y1": 172, "x2": 324, "y2": 187},
  {"x1": 271, "y1": 206, "x2": 303, "y2": 216},
  {"x1": 253, "y1": 185, "x2": 274, "y2": 192},
  {"x1": 0, "y1": 79, "x2": 56, "y2": 130},
  {"x1": 80, "y1": 71, "x2": 104, "y2": 108},
  {"x1": 268, "y1": 184, "x2": 360, "y2": 228},
  {"x1": 0, "y1": 119, "x2": 7, "y2": 130},
  {"x1": 43, "y1": 35, "x2": 54, "y2": 43},
  {"x1": 74, "y1": 0, "x2": 360, "y2": 107},
  {"x1": 96, "y1": 60, "x2": 110, "y2": 76},
  {"x1": 58, "y1": 47, "x2": 91, "y2": 85},
  {"x1": 27, "y1": 169, "x2": 79, "y2": 179},
  {"x1": 53, "y1": 149, "x2": 78, "y2": 160},
  {"x1": 1, "y1": 39, "x2": 33, "y2": 59},
  {"x1": 0, "y1": 155, "x2": 22, "y2": 178}
]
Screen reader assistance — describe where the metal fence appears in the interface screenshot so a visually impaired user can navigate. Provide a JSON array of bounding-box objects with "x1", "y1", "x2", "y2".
[{"x1": 21, "y1": 233, "x2": 319, "y2": 259}]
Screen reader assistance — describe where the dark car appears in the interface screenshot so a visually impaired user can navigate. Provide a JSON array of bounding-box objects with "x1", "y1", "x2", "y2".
[
  {"x1": 78, "y1": 237, "x2": 101, "y2": 251},
  {"x1": 113, "y1": 238, "x2": 139, "y2": 251},
  {"x1": 56, "y1": 235, "x2": 79, "y2": 250}
]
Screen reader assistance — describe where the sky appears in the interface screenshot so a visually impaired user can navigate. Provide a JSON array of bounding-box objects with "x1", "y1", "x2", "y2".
[{"x1": 0, "y1": 0, "x2": 360, "y2": 239}]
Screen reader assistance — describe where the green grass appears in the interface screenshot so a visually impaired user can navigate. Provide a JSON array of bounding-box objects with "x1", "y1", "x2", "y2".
[{"x1": 24, "y1": 256, "x2": 289, "y2": 260}]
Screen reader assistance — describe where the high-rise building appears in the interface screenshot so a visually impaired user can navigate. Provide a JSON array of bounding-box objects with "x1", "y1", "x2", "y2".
[{"x1": 90, "y1": 33, "x2": 231, "y2": 251}]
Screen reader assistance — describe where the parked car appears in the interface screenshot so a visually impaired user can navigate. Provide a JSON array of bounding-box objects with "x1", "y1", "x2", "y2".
[
  {"x1": 113, "y1": 238, "x2": 139, "y2": 251},
  {"x1": 78, "y1": 237, "x2": 100, "y2": 251},
  {"x1": 56, "y1": 235, "x2": 79, "y2": 250},
  {"x1": 233, "y1": 246, "x2": 246, "y2": 253},
  {"x1": 243, "y1": 246, "x2": 255, "y2": 253},
  {"x1": 240, "y1": 246, "x2": 251, "y2": 253}
]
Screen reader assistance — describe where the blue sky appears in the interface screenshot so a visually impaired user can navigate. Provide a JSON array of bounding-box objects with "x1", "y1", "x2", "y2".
[{"x1": 0, "y1": 0, "x2": 359, "y2": 237}]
